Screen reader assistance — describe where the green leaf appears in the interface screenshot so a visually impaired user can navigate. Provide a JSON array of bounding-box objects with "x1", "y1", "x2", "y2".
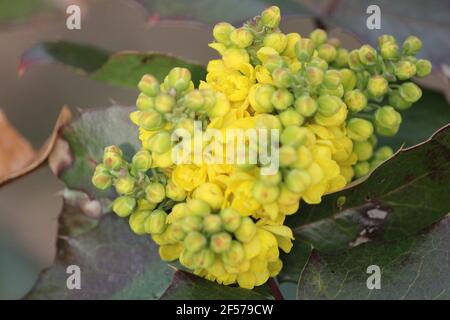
[
  {"x1": 297, "y1": 216, "x2": 450, "y2": 299},
  {"x1": 286, "y1": 124, "x2": 450, "y2": 254},
  {"x1": 134, "y1": 0, "x2": 313, "y2": 24},
  {"x1": 277, "y1": 240, "x2": 312, "y2": 283},
  {"x1": 26, "y1": 210, "x2": 175, "y2": 299},
  {"x1": 160, "y1": 271, "x2": 274, "y2": 300},
  {"x1": 19, "y1": 42, "x2": 206, "y2": 87}
]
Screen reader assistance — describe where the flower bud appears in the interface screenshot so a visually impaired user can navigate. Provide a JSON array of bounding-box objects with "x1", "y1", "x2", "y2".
[
  {"x1": 234, "y1": 217, "x2": 256, "y2": 243},
  {"x1": 184, "y1": 231, "x2": 207, "y2": 253},
  {"x1": 295, "y1": 38, "x2": 315, "y2": 62},
  {"x1": 348, "y1": 50, "x2": 363, "y2": 71},
  {"x1": 138, "y1": 74, "x2": 159, "y2": 97},
  {"x1": 230, "y1": 27, "x2": 254, "y2": 48},
  {"x1": 220, "y1": 208, "x2": 241, "y2": 232},
  {"x1": 394, "y1": 60, "x2": 416, "y2": 80},
  {"x1": 115, "y1": 175, "x2": 135, "y2": 195},
  {"x1": 354, "y1": 161, "x2": 370, "y2": 178},
  {"x1": 255, "y1": 113, "x2": 282, "y2": 130},
  {"x1": 263, "y1": 171, "x2": 282, "y2": 185},
  {"x1": 279, "y1": 145, "x2": 297, "y2": 167},
  {"x1": 166, "y1": 67, "x2": 191, "y2": 92},
  {"x1": 147, "y1": 131, "x2": 172, "y2": 154},
  {"x1": 285, "y1": 169, "x2": 311, "y2": 193},
  {"x1": 317, "y1": 95, "x2": 340, "y2": 116},
  {"x1": 309, "y1": 28, "x2": 327, "y2": 46},
  {"x1": 380, "y1": 41, "x2": 400, "y2": 61},
  {"x1": 353, "y1": 141, "x2": 373, "y2": 161},
  {"x1": 271, "y1": 88, "x2": 294, "y2": 110},
  {"x1": 145, "y1": 182, "x2": 166, "y2": 203},
  {"x1": 132, "y1": 150, "x2": 152, "y2": 171},
  {"x1": 203, "y1": 214, "x2": 222, "y2": 234},
  {"x1": 263, "y1": 56, "x2": 286, "y2": 73},
  {"x1": 347, "y1": 118, "x2": 374, "y2": 141},
  {"x1": 186, "y1": 199, "x2": 211, "y2": 217},
  {"x1": 278, "y1": 108, "x2": 304, "y2": 127},
  {"x1": 374, "y1": 146, "x2": 394, "y2": 160},
  {"x1": 399, "y1": 82, "x2": 422, "y2": 103},
  {"x1": 344, "y1": 89, "x2": 367, "y2": 112},
  {"x1": 256, "y1": 46, "x2": 279, "y2": 64},
  {"x1": 282, "y1": 33, "x2": 301, "y2": 58},
  {"x1": 378, "y1": 35, "x2": 396, "y2": 47},
  {"x1": 374, "y1": 106, "x2": 402, "y2": 136},
  {"x1": 367, "y1": 75, "x2": 388, "y2": 98},
  {"x1": 261, "y1": 6, "x2": 281, "y2": 28},
  {"x1": 92, "y1": 171, "x2": 112, "y2": 190},
  {"x1": 213, "y1": 22, "x2": 235, "y2": 44},
  {"x1": 155, "y1": 93, "x2": 175, "y2": 113},
  {"x1": 308, "y1": 57, "x2": 328, "y2": 70},
  {"x1": 138, "y1": 110, "x2": 164, "y2": 131},
  {"x1": 318, "y1": 43, "x2": 337, "y2": 63},
  {"x1": 182, "y1": 215, "x2": 203, "y2": 233},
  {"x1": 334, "y1": 48, "x2": 349, "y2": 68},
  {"x1": 323, "y1": 70, "x2": 342, "y2": 89},
  {"x1": 144, "y1": 209, "x2": 167, "y2": 234},
  {"x1": 192, "y1": 182, "x2": 224, "y2": 210},
  {"x1": 183, "y1": 89, "x2": 205, "y2": 111},
  {"x1": 136, "y1": 93, "x2": 155, "y2": 110},
  {"x1": 402, "y1": 36, "x2": 422, "y2": 55},
  {"x1": 358, "y1": 45, "x2": 377, "y2": 66},
  {"x1": 295, "y1": 95, "x2": 318, "y2": 117},
  {"x1": 388, "y1": 90, "x2": 412, "y2": 110},
  {"x1": 222, "y1": 241, "x2": 245, "y2": 266},
  {"x1": 293, "y1": 146, "x2": 313, "y2": 169},
  {"x1": 305, "y1": 66, "x2": 324, "y2": 86},
  {"x1": 252, "y1": 180, "x2": 280, "y2": 204},
  {"x1": 194, "y1": 248, "x2": 216, "y2": 269},
  {"x1": 129, "y1": 210, "x2": 151, "y2": 235},
  {"x1": 165, "y1": 180, "x2": 187, "y2": 201},
  {"x1": 415, "y1": 59, "x2": 432, "y2": 78},
  {"x1": 210, "y1": 232, "x2": 232, "y2": 253},
  {"x1": 263, "y1": 32, "x2": 287, "y2": 53},
  {"x1": 281, "y1": 125, "x2": 308, "y2": 147},
  {"x1": 179, "y1": 249, "x2": 196, "y2": 268},
  {"x1": 103, "y1": 151, "x2": 122, "y2": 170},
  {"x1": 254, "y1": 84, "x2": 276, "y2": 113},
  {"x1": 112, "y1": 196, "x2": 136, "y2": 217},
  {"x1": 272, "y1": 67, "x2": 293, "y2": 88},
  {"x1": 340, "y1": 69, "x2": 357, "y2": 91}
]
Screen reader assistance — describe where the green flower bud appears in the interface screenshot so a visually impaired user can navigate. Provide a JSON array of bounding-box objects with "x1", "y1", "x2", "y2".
[
  {"x1": 374, "y1": 146, "x2": 394, "y2": 160},
  {"x1": 347, "y1": 118, "x2": 374, "y2": 141},
  {"x1": 309, "y1": 28, "x2": 327, "y2": 46},
  {"x1": 230, "y1": 27, "x2": 254, "y2": 48},
  {"x1": 354, "y1": 161, "x2": 370, "y2": 178},
  {"x1": 279, "y1": 145, "x2": 297, "y2": 167},
  {"x1": 261, "y1": 5, "x2": 281, "y2": 28},
  {"x1": 318, "y1": 43, "x2": 337, "y2": 63},
  {"x1": 179, "y1": 249, "x2": 196, "y2": 268},
  {"x1": 319, "y1": 84, "x2": 344, "y2": 98},
  {"x1": 348, "y1": 50, "x2": 363, "y2": 71},
  {"x1": 263, "y1": 32, "x2": 287, "y2": 53},
  {"x1": 138, "y1": 74, "x2": 159, "y2": 97},
  {"x1": 263, "y1": 171, "x2": 282, "y2": 185},
  {"x1": 264, "y1": 56, "x2": 286, "y2": 73},
  {"x1": 279, "y1": 108, "x2": 304, "y2": 127},
  {"x1": 358, "y1": 45, "x2": 377, "y2": 66},
  {"x1": 340, "y1": 69, "x2": 357, "y2": 92},
  {"x1": 144, "y1": 209, "x2": 167, "y2": 234},
  {"x1": 104, "y1": 145, "x2": 122, "y2": 155},
  {"x1": 182, "y1": 215, "x2": 203, "y2": 233},
  {"x1": 147, "y1": 131, "x2": 172, "y2": 154},
  {"x1": 166, "y1": 67, "x2": 191, "y2": 92},
  {"x1": 389, "y1": 90, "x2": 412, "y2": 110},
  {"x1": 129, "y1": 210, "x2": 151, "y2": 235},
  {"x1": 138, "y1": 110, "x2": 164, "y2": 131},
  {"x1": 213, "y1": 22, "x2": 235, "y2": 44},
  {"x1": 334, "y1": 48, "x2": 349, "y2": 68},
  {"x1": 186, "y1": 199, "x2": 211, "y2": 217},
  {"x1": 399, "y1": 82, "x2": 422, "y2": 103},
  {"x1": 252, "y1": 180, "x2": 280, "y2": 204},
  {"x1": 194, "y1": 248, "x2": 216, "y2": 269},
  {"x1": 308, "y1": 57, "x2": 328, "y2": 70},
  {"x1": 285, "y1": 169, "x2": 311, "y2": 193},
  {"x1": 184, "y1": 231, "x2": 207, "y2": 253},
  {"x1": 183, "y1": 89, "x2": 205, "y2": 111},
  {"x1": 155, "y1": 92, "x2": 175, "y2": 113},
  {"x1": 394, "y1": 60, "x2": 416, "y2": 80},
  {"x1": 112, "y1": 196, "x2": 136, "y2": 217},
  {"x1": 222, "y1": 241, "x2": 245, "y2": 266},
  {"x1": 344, "y1": 89, "x2": 367, "y2": 112},
  {"x1": 295, "y1": 38, "x2": 315, "y2": 62},
  {"x1": 210, "y1": 232, "x2": 232, "y2": 253},
  {"x1": 220, "y1": 208, "x2": 241, "y2": 232},
  {"x1": 145, "y1": 182, "x2": 166, "y2": 203},
  {"x1": 317, "y1": 95, "x2": 341, "y2": 116},
  {"x1": 415, "y1": 59, "x2": 432, "y2": 78},
  {"x1": 356, "y1": 71, "x2": 370, "y2": 89},
  {"x1": 380, "y1": 41, "x2": 400, "y2": 61},
  {"x1": 378, "y1": 35, "x2": 396, "y2": 47},
  {"x1": 374, "y1": 106, "x2": 402, "y2": 136},
  {"x1": 132, "y1": 150, "x2": 152, "y2": 171},
  {"x1": 92, "y1": 171, "x2": 112, "y2": 190},
  {"x1": 103, "y1": 151, "x2": 122, "y2": 170},
  {"x1": 305, "y1": 66, "x2": 324, "y2": 86},
  {"x1": 402, "y1": 35, "x2": 422, "y2": 55},
  {"x1": 353, "y1": 140, "x2": 373, "y2": 161},
  {"x1": 272, "y1": 67, "x2": 293, "y2": 88},
  {"x1": 367, "y1": 75, "x2": 388, "y2": 98},
  {"x1": 115, "y1": 175, "x2": 135, "y2": 195},
  {"x1": 323, "y1": 70, "x2": 342, "y2": 89},
  {"x1": 136, "y1": 93, "x2": 155, "y2": 111},
  {"x1": 255, "y1": 113, "x2": 282, "y2": 130},
  {"x1": 165, "y1": 180, "x2": 187, "y2": 201},
  {"x1": 203, "y1": 214, "x2": 222, "y2": 234},
  {"x1": 234, "y1": 217, "x2": 256, "y2": 243},
  {"x1": 295, "y1": 95, "x2": 318, "y2": 117},
  {"x1": 271, "y1": 88, "x2": 294, "y2": 110},
  {"x1": 281, "y1": 125, "x2": 308, "y2": 147},
  {"x1": 254, "y1": 84, "x2": 276, "y2": 113}
]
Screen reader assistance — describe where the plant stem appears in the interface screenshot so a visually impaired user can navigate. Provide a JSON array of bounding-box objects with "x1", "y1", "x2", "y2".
[{"x1": 268, "y1": 278, "x2": 284, "y2": 300}]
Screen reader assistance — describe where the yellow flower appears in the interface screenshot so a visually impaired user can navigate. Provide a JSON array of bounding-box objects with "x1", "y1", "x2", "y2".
[{"x1": 172, "y1": 164, "x2": 208, "y2": 192}]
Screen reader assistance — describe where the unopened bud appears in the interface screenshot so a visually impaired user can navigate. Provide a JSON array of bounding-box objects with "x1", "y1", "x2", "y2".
[
  {"x1": 213, "y1": 22, "x2": 235, "y2": 45},
  {"x1": 353, "y1": 141, "x2": 373, "y2": 161},
  {"x1": 203, "y1": 214, "x2": 222, "y2": 234},
  {"x1": 367, "y1": 75, "x2": 388, "y2": 98},
  {"x1": 380, "y1": 41, "x2": 400, "y2": 61},
  {"x1": 415, "y1": 59, "x2": 432, "y2": 78},
  {"x1": 138, "y1": 110, "x2": 164, "y2": 131},
  {"x1": 184, "y1": 231, "x2": 207, "y2": 253},
  {"x1": 263, "y1": 32, "x2": 287, "y2": 53},
  {"x1": 295, "y1": 95, "x2": 317, "y2": 117},
  {"x1": 399, "y1": 82, "x2": 422, "y2": 103},
  {"x1": 389, "y1": 90, "x2": 412, "y2": 111},
  {"x1": 318, "y1": 43, "x2": 337, "y2": 63},
  {"x1": 348, "y1": 50, "x2": 363, "y2": 71},
  {"x1": 305, "y1": 66, "x2": 324, "y2": 86},
  {"x1": 271, "y1": 88, "x2": 294, "y2": 110},
  {"x1": 194, "y1": 248, "x2": 216, "y2": 269},
  {"x1": 145, "y1": 182, "x2": 166, "y2": 203},
  {"x1": 136, "y1": 93, "x2": 155, "y2": 110},
  {"x1": 210, "y1": 232, "x2": 232, "y2": 253},
  {"x1": 222, "y1": 241, "x2": 245, "y2": 266},
  {"x1": 254, "y1": 84, "x2": 276, "y2": 113},
  {"x1": 220, "y1": 208, "x2": 241, "y2": 232},
  {"x1": 374, "y1": 106, "x2": 402, "y2": 136},
  {"x1": 394, "y1": 60, "x2": 416, "y2": 80},
  {"x1": 186, "y1": 199, "x2": 211, "y2": 217},
  {"x1": 192, "y1": 182, "x2": 224, "y2": 211},
  {"x1": 285, "y1": 169, "x2": 311, "y2": 193},
  {"x1": 280, "y1": 125, "x2": 308, "y2": 147},
  {"x1": 347, "y1": 118, "x2": 374, "y2": 141},
  {"x1": 402, "y1": 36, "x2": 422, "y2": 55},
  {"x1": 295, "y1": 38, "x2": 315, "y2": 62},
  {"x1": 354, "y1": 161, "x2": 370, "y2": 178},
  {"x1": 115, "y1": 175, "x2": 135, "y2": 195},
  {"x1": 166, "y1": 67, "x2": 191, "y2": 92},
  {"x1": 138, "y1": 74, "x2": 159, "y2": 97},
  {"x1": 340, "y1": 69, "x2": 357, "y2": 92},
  {"x1": 234, "y1": 217, "x2": 257, "y2": 243},
  {"x1": 374, "y1": 146, "x2": 394, "y2": 160},
  {"x1": 144, "y1": 209, "x2": 167, "y2": 234},
  {"x1": 92, "y1": 171, "x2": 112, "y2": 190},
  {"x1": 309, "y1": 28, "x2": 327, "y2": 46},
  {"x1": 358, "y1": 45, "x2": 377, "y2": 66},
  {"x1": 317, "y1": 95, "x2": 341, "y2": 116},
  {"x1": 165, "y1": 180, "x2": 187, "y2": 201},
  {"x1": 344, "y1": 89, "x2": 367, "y2": 112},
  {"x1": 103, "y1": 151, "x2": 122, "y2": 170},
  {"x1": 279, "y1": 145, "x2": 297, "y2": 167},
  {"x1": 182, "y1": 215, "x2": 203, "y2": 233},
  {"x1": 132, "y1": 150, "x2": 152, "y2": 171},
  {"x1": 252, "y1": 180, "x2": 280, "y2": 204},
  {"x1": 184, "y1": 90, "x2": 205, "y2": 111},
  {"x1": 154, "y1": 92, "x2": 175, "y2": 113},
  {"x1": 323, "y1": 70, "x2": 342, "y2": 89},
  {"x1": 334, "y1": 48, "x2": 349, "y2": 68},
  {"x1": 129, "y1": 210, "x2": 151, "y2": 235},
  {"x1": 112, "y1": 196, "x2": 136, "y2": 217},
  {"x1": 147, "y1": 131, "x2": 172, "y2": 154},
  {"x1": 272, "y1": 67, "x2": 293, "y2": 88},
  {"x1": 278, "y1": 108, "x2": 304, "y2": 127},
  {"x1": 261, "y1": 6, "x2": 281, "y2": 29}
]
